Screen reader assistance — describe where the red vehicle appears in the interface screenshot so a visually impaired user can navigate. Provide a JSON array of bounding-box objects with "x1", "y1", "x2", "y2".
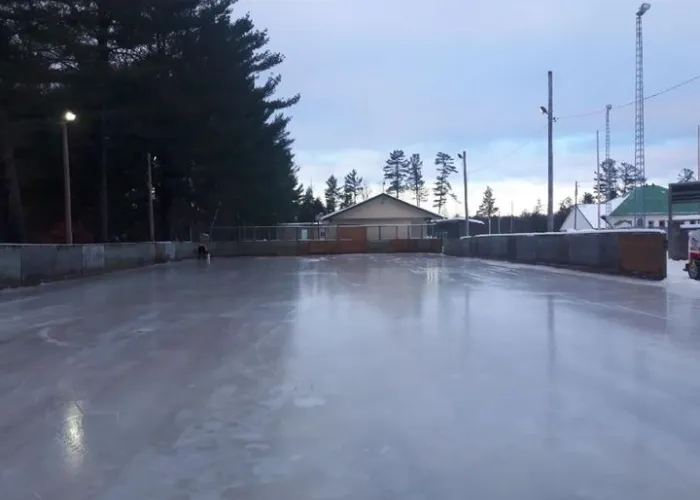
[{"x1": 685, "y1": 229, "x2": 700, "y2": 279}]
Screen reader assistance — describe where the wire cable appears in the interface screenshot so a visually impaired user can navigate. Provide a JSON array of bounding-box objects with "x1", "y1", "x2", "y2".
[
  {"x1": 469, "y1": 124, "x2": 548, "y2": 174},
  {"x1": 556, "y1": 73, "x2": 700, "y2": 121}
]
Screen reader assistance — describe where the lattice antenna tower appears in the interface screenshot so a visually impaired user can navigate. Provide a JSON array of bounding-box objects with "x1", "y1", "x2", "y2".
[
  {"x1": 635, "y1": 3, "x2": 650, "y2": 225},
  {"x1": 605, "y1": 104, "x2": 613, "y2": 216}
]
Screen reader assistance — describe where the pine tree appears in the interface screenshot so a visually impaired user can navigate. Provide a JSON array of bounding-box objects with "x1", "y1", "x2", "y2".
[
  {"x1": 476, "y1": 186, "x2": 499, "y2": 218},
  {"x1": 678, "y1": 168, "x2": 696, "y2": 183},
  {"x1": 618, "y1": 162, "x2": 645, "y2": 194},
  {"x1": 594, "y1": 159, "x2": 619, "y2": 201},
  {"x1": 324, "y1": 175, "x2": 341, "y2": 212},
  {"x1": 533, "y1": 198, "x2": 543, "y2": 215},
  {"x1": 383, "y1": 150, "x2": 409, "y2": 198},
  {"x1": 581, "y1": 192, "x2": 595, "y2": 204},
  {"x1": 433, "y1": 152, "x2": 457, "y2": 214},
  {"x1": 407, "y1": 153, "x2": 428, "y2": 207},
  {"x1": 340, "y1": 169, "x2": 363, "y2": 208}
]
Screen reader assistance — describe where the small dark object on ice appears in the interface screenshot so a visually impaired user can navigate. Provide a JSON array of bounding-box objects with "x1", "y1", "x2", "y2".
[{"x1": 197, "y1": 244, "x2": 209, "y2": 260}]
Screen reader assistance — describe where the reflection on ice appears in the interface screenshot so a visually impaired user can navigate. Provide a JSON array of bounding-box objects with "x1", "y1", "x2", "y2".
[{"x1": 61, "y1": 402, "x2": 85, "y2": 474}]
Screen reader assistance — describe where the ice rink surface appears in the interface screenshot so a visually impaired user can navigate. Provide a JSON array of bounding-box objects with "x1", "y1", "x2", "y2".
[{"x1": 1, "y1": 254, "x2": 700, "y2": 499}]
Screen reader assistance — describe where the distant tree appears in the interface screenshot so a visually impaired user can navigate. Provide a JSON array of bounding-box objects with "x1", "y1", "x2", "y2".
[
  {"x1": 678, "y1": 168, "x2": 696, "y2": 183},
  {"x1": 383, "y1": 150, "x2": 409, "y2": 198},
  {"x1": 533, "y1": 198, "x2": 543, "y2": 215},
  {"x1": 324, "y1": 175, "x2": 341, "y2": 212},
  {"x1": 407, "y1": 153, "x2": 428, "y2": 207},
  {"x1": 299, "y1": 187, "x2": 325, "y2": 221},
  {"x1": 476, "y1": 186, "x2": 499, "y2": 218},
  {"x1": 340, "y1": 169, "x2": 363, "y2": 208},
  {"x1": 558, "y1": 197, "x2": 573, "y2": 214},
  {"x1": 358, "y1": 179, "x2": 372, "y2": 201},
  {"x1": 581, "y1": 192, "x2": 595, "y2": 204},
  {"x1": 432, "y1": 152, "x2": 457, "y2": 214},
  {"x1": 618, "y1": 162, "x2": 645, "y2": 194},
  {"x1": 594, "y1": 159, "x2": 619, "y2": 201}
]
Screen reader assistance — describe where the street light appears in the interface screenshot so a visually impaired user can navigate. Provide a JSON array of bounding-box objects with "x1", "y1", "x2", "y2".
[
  {"x1": 541, "y1": 71, "x2": 555, "y2": 232},
  {"x1": 457, "y1": 151, "x2": 469, "y2": 237},
  {"x1": 61, "y1": 110, "x2": 76, "y2": 244},
  {"x1": 637, "y1": 2, "x2": 650, "y2": 16}
]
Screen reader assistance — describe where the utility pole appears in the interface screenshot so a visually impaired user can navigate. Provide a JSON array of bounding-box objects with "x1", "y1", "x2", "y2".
[
  {"x1": 574, "y1": 181, "x2": 578, "y2": 230},
  {"x1": 147, "y1": 153, "x2": 155, "y2": 242},
  {"x1": 62, "y1": 122, "x2": 73, "y2": 244},
  {"x1": 547, "y1": 71, "x2": 554, "y2": 232},
  {"x1": 510, "y1": 201, "x2": 514, "y2": 233},
  {"x1": 458, "y1": 151, "x2": 469, "y2": 237},
  {"x1": 596, "y1": 130, "x2": 601, "y2": 229},
  {"x1": 697, "y1": 124, "x2": 699, "y2": 180}
]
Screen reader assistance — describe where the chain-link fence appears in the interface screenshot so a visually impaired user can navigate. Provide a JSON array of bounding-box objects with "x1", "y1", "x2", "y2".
[{"x1": 207, "y1": 224, "x2": 438, "y2": 243}]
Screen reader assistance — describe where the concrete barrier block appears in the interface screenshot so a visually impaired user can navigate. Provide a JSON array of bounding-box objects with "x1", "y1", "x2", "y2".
[
  {"x1": 514, "y1": 235, "x2": 537, "y2": 263},
  {"x1": 535, "y1": 235, "x2": 569, "y2": 265},
  {"x1": 104, "y1": 243, "x2": 155, "y2": 270},
  {"x1": 566, "y1": 233, "x2": 601, "y2": 268},
  {"x1": 0, "y1": 245, "x2": 21, "y2": 288},
  {"x1": 174, "y1": 242, "x2": 198, "y2": 260},
  {"x1": 21, "y1": 245, "x2": 82, "y2": 285},
  {"x1": 597, "y1": 232, "x2": 619, "y2": 272},
  {"x1": 82, "y1": 244, "x2": 105, "y2": 274}
]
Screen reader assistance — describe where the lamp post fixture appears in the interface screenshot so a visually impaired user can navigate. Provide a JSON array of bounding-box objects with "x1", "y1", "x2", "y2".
[
  {"x1": 61, "y1": 110, "x2": 76, "y2": 244},
  {"x1": 540, "y1": 70, "x2": 555, "y2": 232},
  {"x1": 457, "y1": 151, "x2": 469, "y2": 237}
]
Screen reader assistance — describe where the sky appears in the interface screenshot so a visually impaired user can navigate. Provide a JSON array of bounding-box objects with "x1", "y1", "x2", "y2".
[{"x1": 238, "y1": 0, "x2": 700, "y2": 217}]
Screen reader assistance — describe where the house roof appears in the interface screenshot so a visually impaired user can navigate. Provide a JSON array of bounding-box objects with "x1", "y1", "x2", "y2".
[
  {"x1": 320, "y1": 192, "x2": 445, "y2": 221},
  {"x1": 609, "y1": 184, "x2": 700, "y2": 217},
  {"x1": 579, "y1": 197, "x2": 626, "y2": 228}
]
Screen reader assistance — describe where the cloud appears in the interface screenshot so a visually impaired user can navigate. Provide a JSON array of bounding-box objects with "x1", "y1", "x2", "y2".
[{"x1": 237, "y1": 0, "x2": 700, "y2": 209}]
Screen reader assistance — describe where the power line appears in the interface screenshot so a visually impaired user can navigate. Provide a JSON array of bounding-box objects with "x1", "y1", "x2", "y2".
[
  {"x1": 557, "y1": 73, "x2": 700, "y2": 121},
  {"x1": 470, "y1": 124, "x2": 548, "y2": 174}
]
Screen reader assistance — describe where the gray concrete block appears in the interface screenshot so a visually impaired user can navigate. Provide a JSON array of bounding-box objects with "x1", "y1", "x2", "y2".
[
  {"x1": 20, "y1": 245, "x2": 82, "y2": 285},
  {"x1": 597, "y1": 232, "x2": 619, "y2": 272},
  {"x1": 515, "y1": 235, "x2": 537, "y2": 263},
  {"x1": 174, "y1": 242, "x2": 198, "y2": 260},
  {"x1": 104, "y1": 243, "x2": 155, "y2": 270},
  {"x1": 82, "y1": 244, "x2": 105, "y2": 274},
  {"x1": 566, "y1": 233, "x2": 601, "y2": 268},
  {"x1": 535, "y1": 235, "x2": 569, "y2": 265},
  {"x1": 0, "y1": 245, "x2": 21, "y2": 288}
]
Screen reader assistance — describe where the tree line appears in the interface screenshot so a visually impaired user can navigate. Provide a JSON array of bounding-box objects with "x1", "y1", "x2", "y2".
[
  {"x1": 1, "y1": 0, "x2": 302, "y2": 243},
  {"x1": 381, "y1": 150, "x2": 459, "y2": 215},
  {"x1": 470, "y1": 185, "x2": 570, "y2": 233}
]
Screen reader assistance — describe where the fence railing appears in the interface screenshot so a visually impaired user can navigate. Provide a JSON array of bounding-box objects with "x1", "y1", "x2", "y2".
[{"x1": 206, "y1": 224, "x2": 438, "y2": 243}]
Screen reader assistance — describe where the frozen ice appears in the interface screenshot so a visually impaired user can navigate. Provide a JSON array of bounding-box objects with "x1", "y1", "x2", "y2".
[{"x1": 1, "y1": 255, "x2": 700, "y2": 499}]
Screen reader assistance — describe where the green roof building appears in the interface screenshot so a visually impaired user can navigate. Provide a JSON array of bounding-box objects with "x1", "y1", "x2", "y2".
[{"x1": 607, "y1": 184, "x2": 700, "y2": 229}]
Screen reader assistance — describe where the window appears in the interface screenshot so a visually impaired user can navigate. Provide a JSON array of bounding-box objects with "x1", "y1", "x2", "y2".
[
  {"x1": 659, "y1": 220, "x2": 666, "y2": 228},
  {"x1": 648, "y1": 220, "x2": 654, "y2": 228}
]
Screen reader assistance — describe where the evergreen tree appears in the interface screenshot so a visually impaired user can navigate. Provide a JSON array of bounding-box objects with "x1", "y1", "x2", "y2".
[
  {"x1": 476, "y1": 186, "x2": 499, "y2": 218},
  {"x1": 581, "y1": 192, "x2": 595, "y2": 204},
  {"x1": 0, "y1": 0, "x2": 302, "y2": 243},
  {"x1": 618, "y1": 162, "x2": 645, "y2": 194},
  {"x1": 407, "y1": 153, "x2": 428, "y2": 207},
  {"x1": 678, "y1": 168, "x2": 696, "y2": 183},
  {"x1": 594, "y1": 159, "x2": 619, "y2": 201},
  {"x1": 433, "y1": 152, "x2": 457, "y2": 214},
  {"x1": 533, "y1": 198, "x2": 543, "y2": 215},
  {"x1": 324, "y1": 175, "x2": 341, "y2": 212},
  {"x1": 340, "y1": 169, "x2": 363, "y2": 208},
  {"x1": 299, "y1": 186, "x2": 325, "y2": 221},
  {"x1": 383, "y1": 150, "x2": 409, "y2": 198},
  {"x1": 559, "y1": 197, "x2": 573, "y2": 213}
]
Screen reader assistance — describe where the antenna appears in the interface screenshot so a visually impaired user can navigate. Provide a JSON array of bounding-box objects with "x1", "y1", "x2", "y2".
[
  {"x1": 605, "y1": 104, "x2": 613, "y2": 217},
  {"x1": 635, "y1": 3, "x2": 650, "y2": 226}
]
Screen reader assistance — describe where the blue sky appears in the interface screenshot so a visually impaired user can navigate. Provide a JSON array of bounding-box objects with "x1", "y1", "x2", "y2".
[{"x1": 239, "y1": 0, "x2": 700, "y2": 216}]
